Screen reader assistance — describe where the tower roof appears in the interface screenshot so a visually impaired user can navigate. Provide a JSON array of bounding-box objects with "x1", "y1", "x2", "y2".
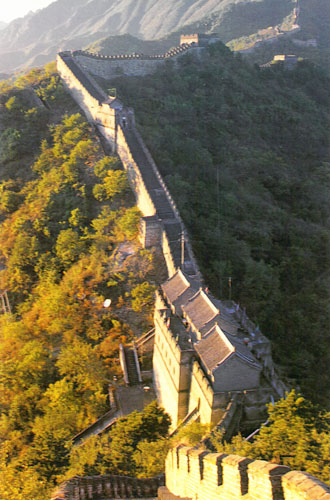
[
  {"x1": 194, "y1": 324, "x2": 261, "y2": 375},
  {"x1": 161, "y1": 268, "x2": 201, "y2": 314},
  {"x1": 182, "y1": 289, "x2": 239, "y2": 338}
]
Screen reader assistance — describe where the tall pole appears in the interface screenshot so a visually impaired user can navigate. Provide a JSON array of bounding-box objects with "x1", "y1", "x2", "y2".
[
  {"x1": 181, "y1": 231, "x2": 185, "y2": 270},
  {"x1": 217, "y1": 165, "x2": 220, "y2": 229},
  {"x1": 228, "y1": 277, "x2": 232, "y2": 301}
]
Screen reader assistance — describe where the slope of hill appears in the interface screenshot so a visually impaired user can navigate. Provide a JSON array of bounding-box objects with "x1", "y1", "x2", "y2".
[
  {"x1": 0, "y1": 0, "x2": 299, "y2": 73},
  {"x1": 225, "y1": 0, "x2": 330, "y2": 69},
  {"x1": 0, "y1": 65, "x2": 164, "y2": 499}
]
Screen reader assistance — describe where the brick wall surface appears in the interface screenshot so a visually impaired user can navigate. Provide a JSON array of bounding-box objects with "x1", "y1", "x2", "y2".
[{"x1": 164, "y1": 446, "x2": 330, "y2": 500}]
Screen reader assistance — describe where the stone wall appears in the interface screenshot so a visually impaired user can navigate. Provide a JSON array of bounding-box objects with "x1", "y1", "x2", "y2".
[
  {"x1": 162, "y1": 446, "x2": 330, "y2": 500},
  {"x1": 57, "y1": 52, "x2": 118, "y2": 150},
  {"x1": 51, "y1": 474, "x2": 164, "y2": 500},
  {"x1": 72, "y1": 43, "x2": 192, "y2": 79},
  {"x1": 57, "y1": 52, "x2": 200, "y2": 279}
]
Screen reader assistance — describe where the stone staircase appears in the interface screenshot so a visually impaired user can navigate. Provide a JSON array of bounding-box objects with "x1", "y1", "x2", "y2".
[
  {"x1": 122, "y1": 128, "x2": 195, "y2": 275},
  {"x1": 124, "y1": 346, "x2": 141, "y2": 385},
  {"x1": 123, "y1": 129, "x2": 176, "y2": 221}
]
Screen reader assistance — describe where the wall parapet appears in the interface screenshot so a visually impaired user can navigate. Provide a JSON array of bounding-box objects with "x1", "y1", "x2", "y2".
[
  {"x1": 51, "y1": 474, "x2": 164, "y2": 500},
  {"x1": 164, "y1": 446, "x2": 330, "y2": 500},
  {"x1": 72, "y1": 43, "x2": 192, "y2": 62}
]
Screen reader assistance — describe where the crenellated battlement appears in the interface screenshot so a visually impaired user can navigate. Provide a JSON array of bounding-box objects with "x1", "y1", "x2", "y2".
[
  {"x1": 71, "y1": 42, "x2": 199, "y2": 80},
  {"x1": 51, "y1": 448, "x2": 330, "y2": 500},
  {"x1": 51, "y1": 474, "x2": 164, "y2": 500},
  {"x1": 161, "y1": 445, "x2": 330, "y2": 500},
  {"x1": 72, "y1": 43, "x2": 192, "y2": 61}
]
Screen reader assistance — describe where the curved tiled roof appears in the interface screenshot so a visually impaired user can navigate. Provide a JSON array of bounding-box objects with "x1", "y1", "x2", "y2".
[
  {"x1": 161, "y1": 269, "x2": 200, "y2": 311},
  {"x1": 195, "y1": 324, "x2": 261, "y2": 374}
]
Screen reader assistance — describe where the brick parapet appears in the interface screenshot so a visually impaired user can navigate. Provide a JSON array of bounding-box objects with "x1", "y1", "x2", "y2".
[
  {"x1": 133, "y1": 127, "x2": 182, "y2": 223},
  {"x1": 282, "y1": 471, "x2": 330, "y2": 500},
  {"x1": 116, "y1": 124, "x2": 157, "y2": 217},
  {"x1": 72, "y1": 43, "x2": 191, "y2": 62},
  {"x1": 52, "y1": 474, "x2": 164, "y2": 500},
  {"x1": 132, "y1": 126, "x2": 200, "y2": 278},
  {"x1": 165, "y1": 446, "x2": 330, "y2": 500}
]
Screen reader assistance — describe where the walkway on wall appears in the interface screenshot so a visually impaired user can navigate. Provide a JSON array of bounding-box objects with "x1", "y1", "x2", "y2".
[
  {"x1": 119, "y1": 343, "x2": 142, "y2": 385},
  {"x1": 72, "y1": 408, "x2": 119, "y2": 447},
  {"x1": 123, "y1": 127, "x2": 195, "y2": 274},
  {"x1": 58, "y1": 51, "x2": 198, "y2": 277},
  {"x1": 123, "y1": 128, "x2": 175, "y2": 220}
]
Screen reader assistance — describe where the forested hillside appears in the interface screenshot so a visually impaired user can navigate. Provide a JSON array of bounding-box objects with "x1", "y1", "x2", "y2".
[
  {"x1": 1, "y1": 43, "x2": 330, "y2": 497},
  {"x1": 0, "y1": 66, "x2": 163, "y2": 500},
  {"x1": 108, "y1": 42, "x2": 330, "y2": 408}
]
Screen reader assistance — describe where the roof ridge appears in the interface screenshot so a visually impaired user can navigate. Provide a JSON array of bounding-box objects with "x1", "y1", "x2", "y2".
[
  {"x1": 201, "y1": 289, "x2": 220, "y2": 315},
  {"x1": 215, "y1": 325, "x2": 235, "y2": 353},
  {"x1": 177, "y1": 268, "x2": 191, "y2": 289}
]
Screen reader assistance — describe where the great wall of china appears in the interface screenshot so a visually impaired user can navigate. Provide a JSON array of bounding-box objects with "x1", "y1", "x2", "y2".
[
  {"x1": 52, "y1": 444, "x2": 330, "y2": 500},
  {"x1": 54, "y1": 39, "x2": 330, "y2": 500}
]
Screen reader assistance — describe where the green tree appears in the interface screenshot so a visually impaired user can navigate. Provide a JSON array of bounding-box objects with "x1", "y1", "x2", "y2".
[
  {"x1": 55, "y1": 228, "x2": 85, "y2": 267},
  {"x1": 93, "y1": 170, "x2": 129, "y2": 201},
  {"x1": 210, "y1": 391, "x2": 330, "y2": 485},
  {"x1": 0, "y1": 128, "x2": 21, "y2": 161},
  {"x1": 68, "y1": 401, "x2": 171, "y2": 477},
  {"x1": 131, "y1": 281, "x2": 155, "y2": 312},
  {"x1": 94, "y1": 156, "x2": 121, "y2": 179},
  {"x1": 133, "y1": 439, "x2": 170, "y2": 478},
  {"x1": 113, "y1": 207, "x2": 141, "y2": 240},
  {"x1": 56, "y1": 339, "x2": 107, "y2": 394},
  {"x1": 109, "y1": 401, "x2": 170, "y2": 474}
]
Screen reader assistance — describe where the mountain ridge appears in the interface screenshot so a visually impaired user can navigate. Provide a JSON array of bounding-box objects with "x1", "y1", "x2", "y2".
[{"x1": 0, "y1": 0, "x2": 297, "y2": 74}]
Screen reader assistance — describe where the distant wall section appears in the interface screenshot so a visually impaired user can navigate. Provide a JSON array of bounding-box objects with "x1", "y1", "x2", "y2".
[{"x1": 73, "y1": 43, "x2": 194, "y2": 79}]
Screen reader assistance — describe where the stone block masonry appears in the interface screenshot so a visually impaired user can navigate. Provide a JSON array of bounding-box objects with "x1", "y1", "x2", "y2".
[
  {"x1": 72, "y1": 43, "x2": 194, "y2": 79},
  {"x1": 50, "y1": 450, "x2": 330, "y2": 500},
  {"x1": 51, "y1": 474, "x2": 164, "y2": 500},
  {"x1": 161, "y1": 446, "x2": 330, "y2": 500},
  {"x1": 57, "y1": 43, "x2": 286, "y2": 432},
  {"x1": 72, "y1": 35, "x2": 221, "y2": 81}
]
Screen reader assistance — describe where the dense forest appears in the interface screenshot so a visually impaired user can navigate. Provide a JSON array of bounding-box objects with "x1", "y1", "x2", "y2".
[
  {"x1": 108, "y1": 42, "x2": 330, "y2": 407},
  {"x1": 0, "y1": 65, "x2": 164, "y2": 499}
]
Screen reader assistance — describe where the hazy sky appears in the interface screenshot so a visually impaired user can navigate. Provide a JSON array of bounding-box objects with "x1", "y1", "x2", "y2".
[{"x1": 1, "y1": 0, "x2": 54, "y2": 23}]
